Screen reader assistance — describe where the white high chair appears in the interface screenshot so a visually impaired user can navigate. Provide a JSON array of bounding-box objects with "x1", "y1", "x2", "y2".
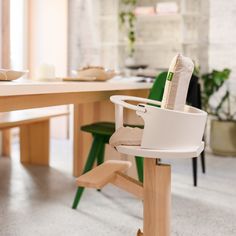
[
  {"x1": 76, "y1": 95, "x2": 207, "y2": 236},
  {"x1": 75, "y1": 54, "x2": 206, "y2": 235}
]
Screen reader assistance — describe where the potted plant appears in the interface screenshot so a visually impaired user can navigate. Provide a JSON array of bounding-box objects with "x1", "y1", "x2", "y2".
[{"x1": 201, "y1": 68, "x2": 236, "y2": 156}]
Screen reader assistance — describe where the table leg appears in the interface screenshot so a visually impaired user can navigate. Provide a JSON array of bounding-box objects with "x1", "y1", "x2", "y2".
[
  {"x1": 73, "y1": 103, "x2": 100, "y2": 177},
  {"x1": 20, "y1": 120, "x2": 49, "y2": 165},
  {"x1": 1, "y1": 130, "x2": 11, "y2": 157},
  {"x1": 143, "y1": 159, "x2": 171, "y2": 236},
  {"x1": 73, "y1": 104, "x2": 82, "y2": 177}
]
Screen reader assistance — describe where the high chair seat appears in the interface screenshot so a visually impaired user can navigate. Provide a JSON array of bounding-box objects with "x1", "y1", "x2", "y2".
[
  {"x1": 110, "y1": 95, "x2": 207, "y2": 151},
  {"x1": 116, "y1": 141, "x2": 204, "y2": 159}
]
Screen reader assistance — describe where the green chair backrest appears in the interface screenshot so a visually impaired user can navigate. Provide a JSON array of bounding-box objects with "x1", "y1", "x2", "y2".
[{"x1": 148, "y1": 71, "x2": 168, "y2": 102}]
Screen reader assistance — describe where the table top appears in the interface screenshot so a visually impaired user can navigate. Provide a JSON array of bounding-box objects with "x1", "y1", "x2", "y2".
[{"x1": 0, "y1": 80, "x2": 152, "y2": 96}]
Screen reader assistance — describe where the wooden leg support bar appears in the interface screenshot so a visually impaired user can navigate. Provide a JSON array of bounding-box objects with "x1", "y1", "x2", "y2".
[
  {"x1": 143, "y1": 159, "x2": 171, "y2": 236},
  {"x1": 76, "y1": 159, "x2": 171, "y2": 236},
  {"x1": 111, "y1": 172, "x2": 143, "y2": 200}
]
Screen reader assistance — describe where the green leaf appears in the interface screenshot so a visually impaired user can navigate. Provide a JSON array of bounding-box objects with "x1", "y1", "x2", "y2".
[{"x1": 200, "y1": 68, "x2": 232, "y2": 120}]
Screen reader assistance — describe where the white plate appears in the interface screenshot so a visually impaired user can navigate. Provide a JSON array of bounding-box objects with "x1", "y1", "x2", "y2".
[
  {"x1": 0, "y1": 69, "x2": 28, "y2": 81},
  {"x1": 72, "y1": 68, "x2": 116, "y2": 81},
  {"x1": 63, "y1": 76, "x2": 97, "y2": 82}
]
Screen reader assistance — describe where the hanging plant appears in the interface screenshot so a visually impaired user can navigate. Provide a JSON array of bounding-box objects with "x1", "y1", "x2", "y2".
[{"x1": 119, "y1": 0, "x2": 137, "y2": 57}]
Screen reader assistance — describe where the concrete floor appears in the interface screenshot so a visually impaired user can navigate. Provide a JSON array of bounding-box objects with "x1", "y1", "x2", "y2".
[{"x1": 0, "y1": 140, "x2": 236, "y2": 236}]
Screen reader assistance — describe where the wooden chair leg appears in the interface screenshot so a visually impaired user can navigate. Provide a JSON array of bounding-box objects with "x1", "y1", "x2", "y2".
[
  {"x1": 72, "y1": 136, "x2": 103, "y2": 209},
  {"x1": 20, "y1": 120, "x2": 49, "y2": 165},
  {"x1": 143, "y1": 159, "x2": 171, "y2": 236},
  {"x1": 200, "y1": 150, "x2": 206, "y2": 173},
  {"x1": 137, "y1": 229, "x2": 143, "y2": 236},
  {"x1": 192, "y1": 157, "x2": 197, "y2": 187},
  {"x1": 135, "y1": 156, "x2": 143, "y2": 182}
]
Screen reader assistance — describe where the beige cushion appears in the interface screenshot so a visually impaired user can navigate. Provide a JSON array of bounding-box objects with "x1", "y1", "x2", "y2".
[
  {"x1": 161, "y1": 54, "x2": 194, "y2": 111},
  {"x1": 109, "y1": 127, "x2": 143, "y2": 148}
]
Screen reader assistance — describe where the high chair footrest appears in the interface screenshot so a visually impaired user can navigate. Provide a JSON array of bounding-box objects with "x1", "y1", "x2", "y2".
[{"x1": 77, "y1": 160, "x2": 132, "y2": 189}]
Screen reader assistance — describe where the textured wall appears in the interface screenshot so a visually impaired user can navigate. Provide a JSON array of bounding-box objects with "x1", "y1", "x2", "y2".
[
  {"x1": 209, "y1": 0, "x2": 236, "y2": 79},
  {"x1": 69, "y1": 0, "x2": 209, "y2": 72},
  {"x1": 68, "y1": 0, "x2": 119, "y2": 71},
  {"x1": 208, "y1": 0, "x2": 236, "y2": 116}
]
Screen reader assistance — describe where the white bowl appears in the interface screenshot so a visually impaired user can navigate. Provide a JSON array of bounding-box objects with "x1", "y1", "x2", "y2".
[{"x1": 0, "y1": 69, "x2": 28, "y2": 81}]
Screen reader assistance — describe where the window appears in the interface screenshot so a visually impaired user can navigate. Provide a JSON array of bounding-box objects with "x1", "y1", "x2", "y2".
[{"x1": 10, "y1": 0, "x2": 27, "y2": 70}]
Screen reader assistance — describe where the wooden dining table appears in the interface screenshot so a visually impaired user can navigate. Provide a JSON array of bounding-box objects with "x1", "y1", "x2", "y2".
[{"x1": 0, "y1": 80, "x2": 151, "y2": 177}]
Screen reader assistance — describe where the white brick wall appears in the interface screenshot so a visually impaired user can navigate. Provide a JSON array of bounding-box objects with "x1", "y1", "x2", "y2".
[
  {"x1": 69, "y1": 0, "x2": 209, "y2": 73},
  {"x1": 209, "y1": 0, "x2": 236, "y2": 79},
  {"x1": 69, "y1": 0, "x2": 120, "y2": 70},
  {"x1": 68, "y1": 0, "x2": 103, "y2": 70},
  {"x1": 136, "y1": 15, "x2": 182, "y2": 44}
]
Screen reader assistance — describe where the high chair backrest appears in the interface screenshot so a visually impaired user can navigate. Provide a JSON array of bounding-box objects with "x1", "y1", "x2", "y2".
[{"x1": 161, "y1": 54, "x2": 194, "y2": 111}]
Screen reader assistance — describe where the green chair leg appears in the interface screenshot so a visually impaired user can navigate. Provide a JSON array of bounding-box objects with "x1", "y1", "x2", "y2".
[
  {"x1": 96, "y1": 142, "x2": 106, "y2": 192},
  {"x1": 72, "y1": 136, "x2": 103, "y2": 209},
  {"x1": 135, "y1": 156, "x2": 144, "y2": 182},
  {"x1": 72, "y1": 187, "x2": 85, "y2": 209},
  {"x1": 97, "y1": 142, "x2": 105, "y2": 166}
]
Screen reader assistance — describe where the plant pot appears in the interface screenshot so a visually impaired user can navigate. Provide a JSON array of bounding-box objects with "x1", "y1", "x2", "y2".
[{"x1": 210, "y1": 120, "x2": 236, "y2": 156}]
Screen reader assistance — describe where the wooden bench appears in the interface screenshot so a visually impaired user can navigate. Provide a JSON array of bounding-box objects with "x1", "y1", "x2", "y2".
[{"x1": 0, "y1": 109, "x2": 69, "y2": 165}]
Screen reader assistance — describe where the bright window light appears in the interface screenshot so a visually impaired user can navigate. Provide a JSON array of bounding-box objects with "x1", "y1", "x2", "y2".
[{"x1": 10, "y1": 0, "x2": 27, "y2": 70}]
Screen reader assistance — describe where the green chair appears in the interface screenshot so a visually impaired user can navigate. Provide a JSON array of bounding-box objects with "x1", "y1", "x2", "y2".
[{"x1": 72, "y1": 72, "x2": 167, "y2": 209}]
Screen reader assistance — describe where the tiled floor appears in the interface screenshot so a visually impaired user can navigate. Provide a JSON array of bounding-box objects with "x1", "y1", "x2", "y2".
[{"x1": 0, "y1": 140, "x2": 236, "y2": 236}]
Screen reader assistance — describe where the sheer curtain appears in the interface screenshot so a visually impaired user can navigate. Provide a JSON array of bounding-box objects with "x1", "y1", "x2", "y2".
[
  {"x1": 0, "y1": 0, "x2": 11, "y2": 156},
  {"x1": 10, "y1": 0, "x2": 27, "y2": 70}
]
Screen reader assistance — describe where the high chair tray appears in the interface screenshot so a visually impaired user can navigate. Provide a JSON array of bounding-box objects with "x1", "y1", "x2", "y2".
[{"x1": 116, "y1": 142, "x2": 204, "y2": 159}]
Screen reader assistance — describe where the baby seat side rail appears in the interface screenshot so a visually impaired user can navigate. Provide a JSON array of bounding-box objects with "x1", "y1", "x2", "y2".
[{"x1": 110, "y1": 95, "x2": 162, "y2": 130}]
